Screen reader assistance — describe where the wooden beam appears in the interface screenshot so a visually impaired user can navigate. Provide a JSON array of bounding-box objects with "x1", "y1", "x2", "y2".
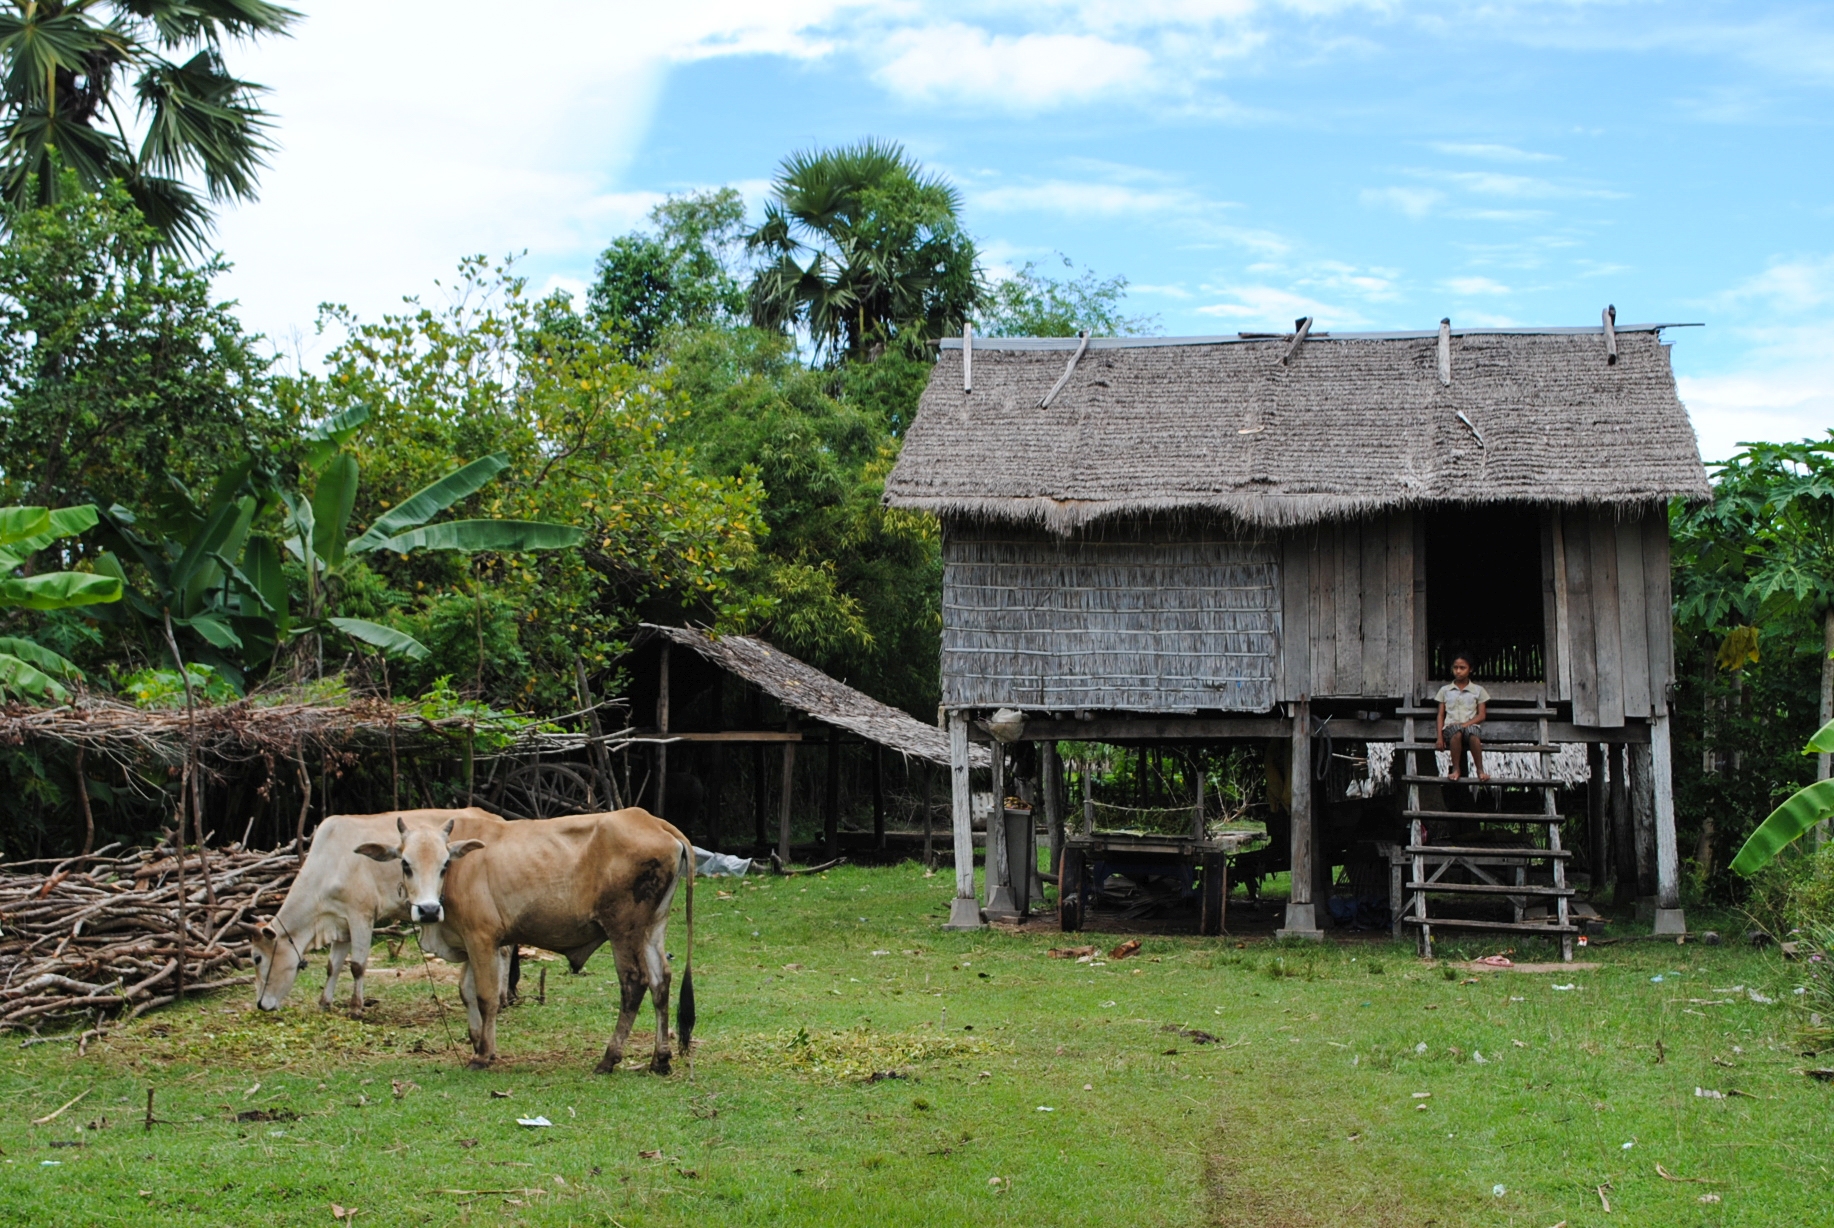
[
  {"x1": 1039, "y1": 330, "x2": 1090, "y2": 408},
  {"x1": 1602, "y1": 304, "x2": 1617, "y2": 364},
  {"x1": 824, "y1": 723, "x2": 840, "y2": 861},
  {"x1": 1437, "y1": 317, "x2": 1452, "y2": 385},
  {"x1": 655, "y1": 643, "x2": 670, "y2": 820},
  {"x1": 1651, "y1": 711, "x2": 1685, "y2": 933},
  {"x1": 653, "y1": 731, "x2": 804, "y2": 743},
  {"x1": 777, "y1": 712, "x2": 797, "y2": 866},
  {"x1": 943, "y1": 713, "x2": 983, "y2": 929},
  {"x1": 990, "y1": 715, "x2": 1651, "y2": 744},
  {"x1": 1279, "y1": 700, "x2": 1322, "y2": 939},
  {"x1": 1279, "y1": 316, "x2": 1313, "y2": 366}
]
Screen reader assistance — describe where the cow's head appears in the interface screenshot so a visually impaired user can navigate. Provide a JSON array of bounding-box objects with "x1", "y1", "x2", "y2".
[
  {"x1": 251, "y1": 922, "x2": 306, "y2": 1011},
  {"x1": 356, "y1": 816, "x2": 484, "y2": 924}
]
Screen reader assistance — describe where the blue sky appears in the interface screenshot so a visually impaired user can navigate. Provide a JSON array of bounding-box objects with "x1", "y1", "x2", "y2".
[{"x1": 215, "y1": 2, "x2": 1834, "y2": 462}]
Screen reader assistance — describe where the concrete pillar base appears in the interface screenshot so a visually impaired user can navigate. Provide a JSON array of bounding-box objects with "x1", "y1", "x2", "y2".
[
  {"x1": 1277, "y1": 902, "x2": 1324, "y2": 941},
  {"x1": 983, "y1": 884, "x2": 1020, "y2": 919},
  {"x1": 1653, "y1": 907, "x2": 1687, "y2": 936},
  {"x1": 942, "y1": 896, "x2": 985, "y2": 931}
]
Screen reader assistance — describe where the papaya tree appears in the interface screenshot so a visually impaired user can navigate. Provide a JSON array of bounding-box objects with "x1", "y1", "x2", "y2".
[{"x1": 0, "y1": 503, "x2": 120, "y2": 699}]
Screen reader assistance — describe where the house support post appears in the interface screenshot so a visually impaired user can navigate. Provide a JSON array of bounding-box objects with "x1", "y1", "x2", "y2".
[
  {"x1": 1630, "y1": 741, "x2": 1658, "y2": 913},
  {"x1": 1042, "y1": 741, "x2": 1064, "y2": 882},
  {"x1": 1586, "y1": 742, "x2": 1607, "y2": 896},
  {"x1": 777, "y1": 713, "x2": 797, "y2": 867},
  {"x1": 824, "y1": 724, "x2": 840, "y2": 862},
  {"x1": 654, "y1": 645, "x2": 670, "y2": 821},
  {"x1": 943, "y1": 712, "x2": 984, "y2": 930},
  {"x1": 1278, "y1": 700, "x2": 1324, "y2": 940},
  {"x1": 1651, "y1": 710, "x2": 1686, "y2": 934},
  {"x1": 984, "y1": 737, "x2": 1019, "y2": 919}
]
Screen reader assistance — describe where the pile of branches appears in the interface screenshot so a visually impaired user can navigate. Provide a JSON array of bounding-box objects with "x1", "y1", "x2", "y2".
[{"x1": 0, "y1": 842, "x2": 299, "y2": 1041}]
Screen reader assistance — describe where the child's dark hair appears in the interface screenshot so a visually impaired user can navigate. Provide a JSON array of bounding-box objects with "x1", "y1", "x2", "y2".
[{"x1": 1450, "y1": 649, "x2": 1476, "y2": 671}]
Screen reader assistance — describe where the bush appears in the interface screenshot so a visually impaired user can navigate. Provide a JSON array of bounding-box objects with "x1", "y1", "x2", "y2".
[{"x1": 1742, "y1": 844, "x2": 1834, "y2": 937}]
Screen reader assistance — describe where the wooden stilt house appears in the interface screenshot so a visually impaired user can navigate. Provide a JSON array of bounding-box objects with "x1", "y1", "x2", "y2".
[{"x1": 885, "y1": 317, "x2": 1709, "y2": 951}]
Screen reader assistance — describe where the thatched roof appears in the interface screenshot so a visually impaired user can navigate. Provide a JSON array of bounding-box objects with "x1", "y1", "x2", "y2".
[
  {"x1": 884, "y1": 325, "x2": 1710, "y2": 532},
  {"x1": 632, "y1": 625, "x2": 986, "y2": 768}
]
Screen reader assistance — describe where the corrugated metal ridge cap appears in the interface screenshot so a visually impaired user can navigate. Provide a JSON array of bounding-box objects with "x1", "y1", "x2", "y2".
[{"x1": 941, "y1": 324, "x2": 1702, "y2": 350}]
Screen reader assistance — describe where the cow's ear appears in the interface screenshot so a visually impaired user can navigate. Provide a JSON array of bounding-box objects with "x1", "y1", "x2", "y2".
[
  {"x1": 354, "y1": 842, "x2": 400, "y2": 863},
  {"x1": 256, "y1": 924, "x2": 275, "y2": 940},
  {"x1": 445, "y1": 839, "x2": 486, "y2": 861},
  {"x1": 442, "y1": 818, "x2": 456, "y2": 838},
  {"x1": 397, "y1": 815, "x2": 408, "y2": 837}
]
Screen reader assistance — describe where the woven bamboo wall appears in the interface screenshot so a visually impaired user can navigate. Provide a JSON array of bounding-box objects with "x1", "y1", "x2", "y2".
[{"x1": 941, "y1": 522, "x2": 1278, "y2": 712}]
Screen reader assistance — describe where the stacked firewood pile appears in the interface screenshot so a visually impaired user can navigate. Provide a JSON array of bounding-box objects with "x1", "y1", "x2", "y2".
[{"x1": 0, "y1": 843, "x2": 298, "y2": 1040}]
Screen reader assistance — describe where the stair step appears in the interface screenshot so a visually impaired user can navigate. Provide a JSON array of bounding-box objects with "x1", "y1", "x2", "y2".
[
  {"x1": 1402, "y1": 916, "x2": 1580, "y2": 935},
  {"x1": 1393, "y1": 743, "x2": 1562, "y2": 754},
  {"x1": 1401, "y1": 775, "x2": 1566, "y2": 787},
  {"x1": 1405, "y1": 810, "x2": 1565, "y2": 823},
  {"x1": 1396, "y1": 706, "x2": 1557, "y2": 717},
  {"x1": 1405, "y1": 882, "x2": 1575, "y2": 897},
  {"x1": 1406, "y1": 844, "x2": 1571, "y2": 859}
]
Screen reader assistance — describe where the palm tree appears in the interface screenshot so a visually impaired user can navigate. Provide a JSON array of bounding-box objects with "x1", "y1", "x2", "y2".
[
  {"x1": 0, "y1": 0, "x2": 296, "y2": 250},
  {"x1": 745, "y1": 139, "x2": 980, "y2": 362}
]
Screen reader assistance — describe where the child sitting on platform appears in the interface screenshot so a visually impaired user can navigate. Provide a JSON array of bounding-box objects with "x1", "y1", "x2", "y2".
[{"x1": 1435, "y1": 652, "x2": 1490, "y2": 781}]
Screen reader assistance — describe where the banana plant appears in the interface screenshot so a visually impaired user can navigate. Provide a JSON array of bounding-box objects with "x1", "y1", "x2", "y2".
[
  {"x1": 0, "y1": 505, "x2": 123, "y2": 700},
  {"x1": 91, "y1": 461, "x2": 281, "y2": 690},
  {"x1": 1730, "y1": 719, "x2": 1834, "y2": 874},
  {"x1": 279, "y1": 404, "x2": 584, "y2": 664}
]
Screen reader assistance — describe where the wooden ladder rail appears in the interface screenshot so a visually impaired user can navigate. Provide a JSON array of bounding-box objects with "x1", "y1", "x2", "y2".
[
  {"x1": 1405, "y1": 697, "x2": 1431, "y2": 958},
  {"x1": 1542, "y1": 694, "x2": 1574, "y2": 961}
]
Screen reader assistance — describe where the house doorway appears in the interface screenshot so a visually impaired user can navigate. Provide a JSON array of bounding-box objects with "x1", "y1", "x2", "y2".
[{"x1": 1423, "y1": 504, "x2": 1546, "y2": 683}]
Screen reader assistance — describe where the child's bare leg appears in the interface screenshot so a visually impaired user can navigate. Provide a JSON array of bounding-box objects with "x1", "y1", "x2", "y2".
[
  {"x1": 1446, "y1": 730, "x2": 1464, "y2": 780},
  {"x1": 1469, "y1": 733, "x2": 1488, "y2": 781}
]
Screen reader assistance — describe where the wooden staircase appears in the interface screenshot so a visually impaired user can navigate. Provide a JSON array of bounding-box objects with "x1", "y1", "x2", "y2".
[{"x1": 1395, "y1": 698, "x2": 1576, "y2": 961}]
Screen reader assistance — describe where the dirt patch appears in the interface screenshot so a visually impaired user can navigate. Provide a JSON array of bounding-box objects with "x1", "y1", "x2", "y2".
[{"x1": 1459, "y1": 960, "x2": 1601, "y2": 974}]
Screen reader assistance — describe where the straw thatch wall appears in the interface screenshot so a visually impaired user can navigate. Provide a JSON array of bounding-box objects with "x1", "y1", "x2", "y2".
[{"x1": 942, "y1": 521, "x2": 1277, "y2": 712}]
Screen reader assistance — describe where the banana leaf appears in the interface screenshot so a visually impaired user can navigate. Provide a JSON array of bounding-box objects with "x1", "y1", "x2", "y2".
[
  {"x1": 0, "y1": 652, "x2": 69, "y2": 702},
  {"x1": 328, "y1": 617, "x2": 430, "y2": 661},
  {"x1": 311, "y1": 453, "x2": 358, "y2": 569},
  {"x1": 347, "y1": 454, "x2": 510, "y2": 554},
  {"x1": 0, "y1": 571, "x2": 123, "y2": 610},
  {"x1": 375, "y1": 519, "x2": 583, "y2": 555},
  {"x1": 0, "y1": 507, "x2": 51, "y2": 549},
  {"x1": 1730, "y1": 779, "x2": 1834, "y2": 875},
  {"x1": 0, "y1": 637, "x2": 83, "y2": 681},
  {"x1": 0, "y1": 505, "x2": 100, "y2": 568}
]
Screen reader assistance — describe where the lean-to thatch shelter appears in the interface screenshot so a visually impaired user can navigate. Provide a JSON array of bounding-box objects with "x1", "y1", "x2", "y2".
[
  {"x1": 886, "y1": 318, "x2": 1709, "y2": 944},
  {"x1": 621, "y1": 625, "x2": 985, "y2": 861}
]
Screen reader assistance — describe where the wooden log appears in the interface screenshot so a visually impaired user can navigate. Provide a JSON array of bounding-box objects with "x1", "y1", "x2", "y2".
[
  {"x1": 1650, "y1": 712, "x2": 1685, "y2": 932},
  {"x1": 943, "y1": 714, "x2": 982, "y2": 929},
  {"x1": 1278, "y1": 700, "x2": 1322, "y2": 939},
  {"x1": 777, "y1": 714, "x2": 797, "y2": 866}
]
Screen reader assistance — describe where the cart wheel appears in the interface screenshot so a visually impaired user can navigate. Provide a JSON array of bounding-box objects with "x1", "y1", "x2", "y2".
[
  {"x1": 1199, "y1": 851, "x2": 1226, "y2": 937},
  {"x1": 1058, "y1": 847, "x2": 1085, "y2": 932}
]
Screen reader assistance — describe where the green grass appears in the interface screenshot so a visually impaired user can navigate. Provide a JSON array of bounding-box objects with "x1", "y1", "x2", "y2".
[{"x1": 0, "y1": 863, "x2": 1828, "y2": 1226}]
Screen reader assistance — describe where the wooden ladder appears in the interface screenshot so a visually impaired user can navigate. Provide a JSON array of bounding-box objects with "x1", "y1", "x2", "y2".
[{"x1": 1397, "y1": 696, "x2": 1576, "y2": 962}]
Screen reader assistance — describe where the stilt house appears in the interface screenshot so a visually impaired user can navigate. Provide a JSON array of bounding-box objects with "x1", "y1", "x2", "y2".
[{"x1": 885, "y1": 317, "x2": 1709, "y2": 942}]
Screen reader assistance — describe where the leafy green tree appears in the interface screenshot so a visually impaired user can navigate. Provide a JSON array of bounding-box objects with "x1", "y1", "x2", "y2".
[
  {"x1": 660, "y1": 324, "x2": 941, "y2": 713},
  {"x1": 0, "y1": 0, "x2": 297, "y2": 249},
  {"x1": 745, "y1": 139, "x2": 980, "y2": 363},
  {"x1": 588, "y1": 188, "x2": 746, "y2": 363},
  {"x1": 0, "y1": 503, "x2": 119, "y2": 698},
  {"x1": 1731, "y1": 719, "x2": 1834, "y2": 874},
  {"x1": 295, "y1": 258, "x2": 766, "y2": 709},
  {"x1": 980, "y1": 255, "x2": 1158, "y2": 337},
  {"x1": 0, "y1": 181, "x2": 276, "y2": 512}
]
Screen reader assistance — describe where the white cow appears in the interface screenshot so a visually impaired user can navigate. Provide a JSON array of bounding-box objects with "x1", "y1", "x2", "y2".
[{"x1": 251, "y1": 808, "x2": 507, "y2": 1013}]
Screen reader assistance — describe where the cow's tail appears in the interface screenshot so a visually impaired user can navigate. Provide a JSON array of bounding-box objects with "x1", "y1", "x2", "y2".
[{"x1": 675, "y1": 836, "x2": 696, "y2": 1073}]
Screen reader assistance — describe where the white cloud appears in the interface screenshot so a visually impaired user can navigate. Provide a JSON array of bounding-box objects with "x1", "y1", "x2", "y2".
[
  {"x1": 873, "y1": 24, "x2": 1154, "y2": 109},
  {"x1": 1717, "y1": 254, "x2": 1834, "y2": 311},
  {"x1": 970, "y1": 179, "x2": 1201, "y2": 216},
  {"x1": 1430, "y1": 142, "x2": 1559, "y2": 162},
  {"x1": 1195, "y1": 284, "x2": 1364, "y2": 328},
  {"x1": 1434, "y1": 170, "x2": 1622, "y2": 200},
  {"x1": 1678, "y1": 366, "x2": 1834, "y2": 463},
  {"x1": 1360, "y1": 186, "x2": 1442, "y2": 218},
  {"x1": 1443, "y1": 276, "x2": 1511, "y2": 296}
]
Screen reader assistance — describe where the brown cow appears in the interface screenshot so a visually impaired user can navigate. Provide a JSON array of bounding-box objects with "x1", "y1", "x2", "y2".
[{"x1": 358, "y1": 808, "x2": 695, "y2": 1072}]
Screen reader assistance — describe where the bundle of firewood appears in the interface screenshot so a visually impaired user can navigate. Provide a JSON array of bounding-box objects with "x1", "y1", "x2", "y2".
[{"x1": 0, "y1": 842, "x2": 298, "y2": 1038}]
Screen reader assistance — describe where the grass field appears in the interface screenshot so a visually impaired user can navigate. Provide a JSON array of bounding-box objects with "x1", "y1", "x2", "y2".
[{"x1": 0, "y1": 862, "x2": 1827, "y2": 1226}]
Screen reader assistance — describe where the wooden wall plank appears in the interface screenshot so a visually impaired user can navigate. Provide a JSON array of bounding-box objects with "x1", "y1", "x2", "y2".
[
  {"x1": 1279, "y1": 530, "x2": 1311, "y2": 700},
  {"x1": 1642, "y1": 505, "x2": 1674, "y2": 708},
  {"x1": 1361, "y1": 517, "x2": 1389, "y2": 697},
  {"x1": 1615, "y1": 515, "x2": 1651, "y2": 718},
  {"x1": 1312, "y1": 522, "x2": 1337, "y2": 695},
  {"x1": 1562, "y1": 509, "x2": 1600, "y2": 726},
  {"x1": 1413, "y1": 513, "x2": 1429, "y2": 696},
  {"x1": 1587, "y1": 511, "x2": 1626, "y2": 728},
  {"x1": 1540, "y1": 510, "x2": 1563, "y2": 702},
  {"x1": 1334, "y1": 521, "x2": 1363, "y2": 693},
  {"x1": 1387, "y1": 511, "x2": 1415, "y2": 700}
]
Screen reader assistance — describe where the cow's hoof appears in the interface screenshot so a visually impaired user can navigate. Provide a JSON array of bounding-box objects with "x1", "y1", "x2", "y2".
[
  {"x1": 650, "y1": 1054, "x2": 673, "y2": 1076},
  {"x1": 594, "y1": 1056, "x2": 622, "y2": 1075},
  {"x1": 466, "y1": 1056, "x2": 496, "y2": 1071}
]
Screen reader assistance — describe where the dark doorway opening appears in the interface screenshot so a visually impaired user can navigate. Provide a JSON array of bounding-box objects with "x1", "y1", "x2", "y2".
[{"x1": 1424, "y1": 505, "x2": 1545, "y2": 683}]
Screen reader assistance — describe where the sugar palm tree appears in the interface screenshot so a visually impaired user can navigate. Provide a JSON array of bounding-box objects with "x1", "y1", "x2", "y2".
[
  {"x1": 0, "y1": 0, "x2": 296, "y2": 250},
  {"x1": 745, "y1": 139, "x2": 980, "y2": 362}
]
